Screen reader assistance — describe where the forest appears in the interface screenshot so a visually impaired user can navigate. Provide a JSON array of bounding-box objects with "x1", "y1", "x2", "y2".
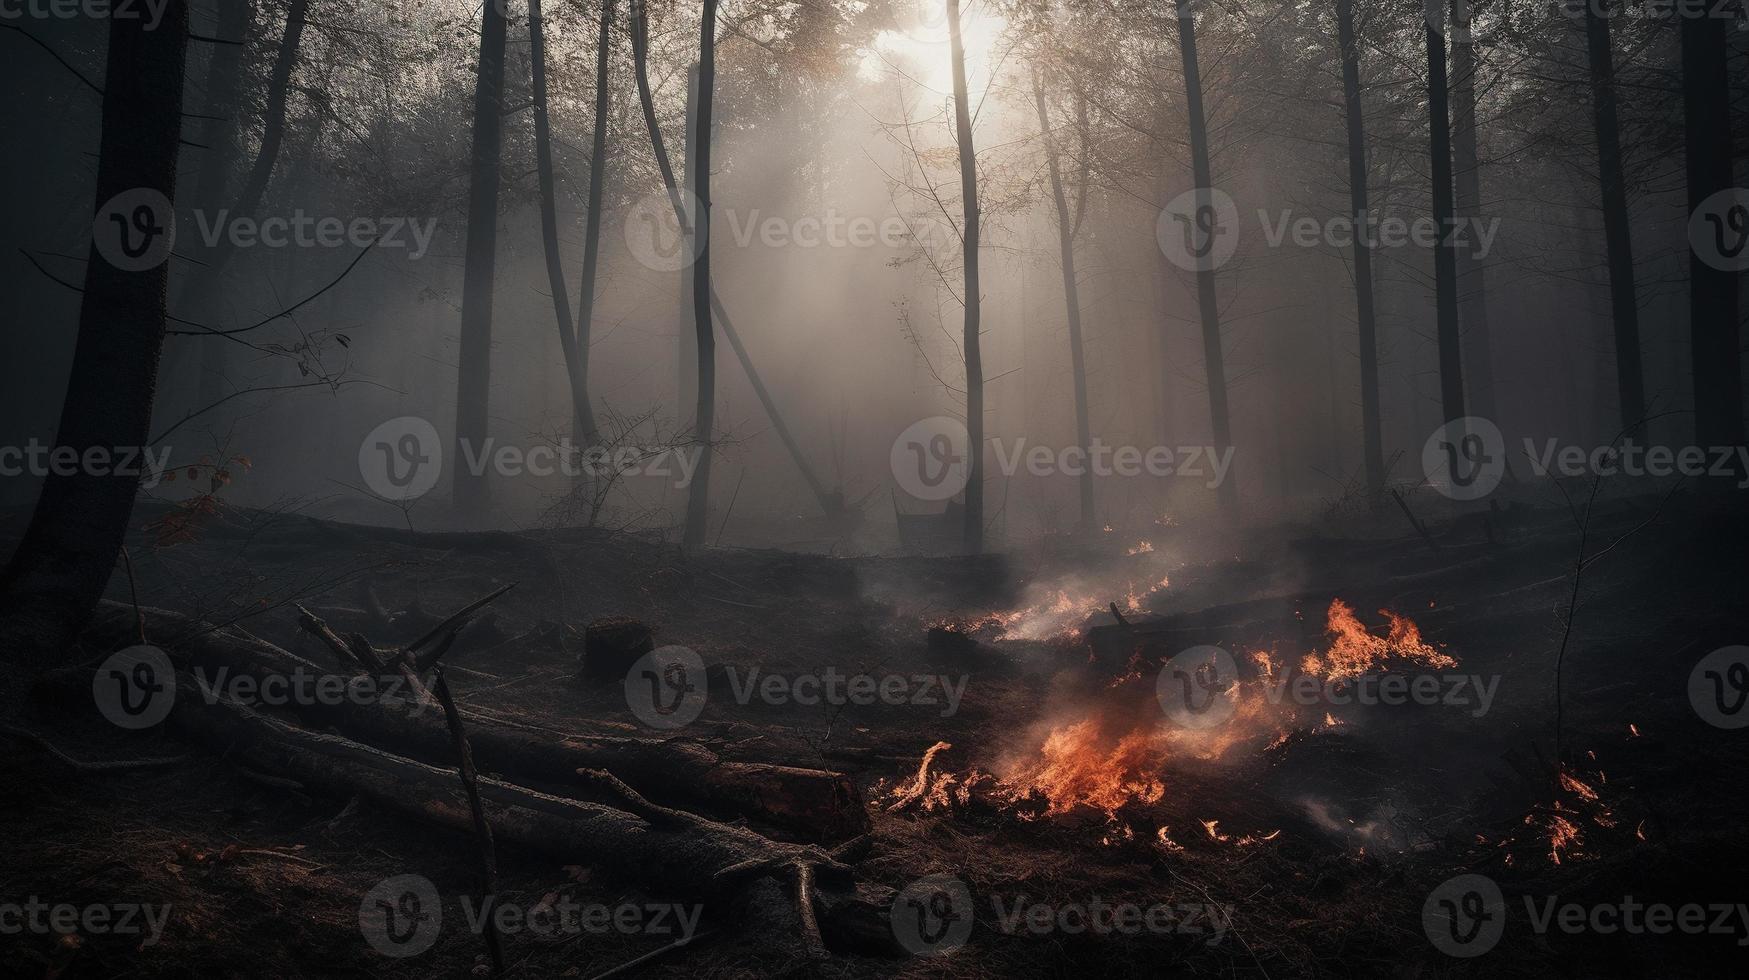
[{"x1": 0, "y1": 0, "x2": 1745, "y2": 975}]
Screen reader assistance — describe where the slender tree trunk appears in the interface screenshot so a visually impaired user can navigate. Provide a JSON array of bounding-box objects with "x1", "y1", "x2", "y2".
[
  {"x1": 1582, "y1": 0, "x2": 1646, "y2": 433},
  {"x1": 1174, "y1": 0, "x2": 1237, "y2": 515},
  {"x1": 1338, "y1": 0, "x2": 1384, "y2": 498},
  {"x1": 629, "y1": 6, "x2": 838, "y2": 521},
  {"x1": 1679, "y1": 8, "x2": 1743, "y2": 476},
  {"x1": 1030, "y1": 71, "x2": 1095, "y2": 532},
  {"x1": 1449, "y1": 0, "x2": 1496, "y2": 420},
  {"x1": 678, "y1": 65, "x2": 700, "y2": 434},
  {"x1": 452, "y1": 0, "x2": 510, "y2": 514},
  {"x1": 947, "y1": 0, "x2": 984, "y2": 553},
  {"x1": 191, "y1": 0, "x2": 309, "y2": 414},
  {"x1": 1426, "y1": 2, "x2": 1465, "y2": 423},
  {"x1": 572, "y1": 0, "x2": 618, "y2": 449},
  {"x1": 682, "y1": 0, "x2": 720, "y2": 551},
  {"x1": 0, "y1": 0, "x2": 190, "y2": 717},
  {"x1": 160, "y1": 0, "x2": 250, "y2": 412},
  {"x1": 529, "y1": 0, "x2": 599, "y2": 448}
]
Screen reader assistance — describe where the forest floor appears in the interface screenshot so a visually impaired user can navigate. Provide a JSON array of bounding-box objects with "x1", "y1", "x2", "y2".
[{"x1": 3, "y1": 484, "x2": 1748, "y2": 978}]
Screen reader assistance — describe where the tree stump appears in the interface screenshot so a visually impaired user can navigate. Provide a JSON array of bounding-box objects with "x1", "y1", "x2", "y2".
[{"x1": 583, "y1": 616, "x2": 655, "y2": 682}]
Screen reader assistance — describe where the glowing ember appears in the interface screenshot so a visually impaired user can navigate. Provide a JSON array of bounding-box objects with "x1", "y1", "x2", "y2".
[
  {"x1": 1301, "y1": 599, "x2": 1455, "y2": 680},
  {"x1": 1127, "y1": 541, "x2": 1154, "y2": 555}
]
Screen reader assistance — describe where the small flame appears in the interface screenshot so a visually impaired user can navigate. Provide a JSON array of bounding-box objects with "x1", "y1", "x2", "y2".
[{"x1": 1301, "y1": 599, "x2": 1456, "y2": 680}]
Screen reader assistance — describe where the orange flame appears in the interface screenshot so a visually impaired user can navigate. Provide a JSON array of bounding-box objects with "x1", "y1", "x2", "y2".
[{"x1": 1301, "y1": 599, "x2": 1456, "y2": 680}]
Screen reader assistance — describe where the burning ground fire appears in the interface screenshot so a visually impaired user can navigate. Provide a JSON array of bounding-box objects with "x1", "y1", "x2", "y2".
[
  {"x1": 887, "y1": 598, "x2": 1464, "y2": 852},
  {"x1": 930, "y1": 573, "x2": 1173, "y2": 642}
]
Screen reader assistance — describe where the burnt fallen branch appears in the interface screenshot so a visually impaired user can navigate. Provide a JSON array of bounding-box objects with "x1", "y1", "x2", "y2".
[
  {"x1": 164, "y1": 680, "x2": 856, "y2": 959},
  {"x1": 77, "y1": 601, "x2": 869, "y2": 840}
]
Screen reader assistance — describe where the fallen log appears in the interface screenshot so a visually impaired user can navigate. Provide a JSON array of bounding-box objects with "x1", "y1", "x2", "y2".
[
  {"x1": 77, "y1": 601, "x2": 870, "y2": 840},
  {"x1": 167, "y1": 681, "x2": 849, "y2": 960}
]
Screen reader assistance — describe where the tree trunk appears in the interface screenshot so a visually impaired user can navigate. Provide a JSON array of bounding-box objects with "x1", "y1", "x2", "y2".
[
  {"x1": 572, "y1": 0, "x2": 618, "y2": 449},
  {"x1": 1337, "y1": 0, "x2": 1384, "y2": 498},
  {"x1": 628, "y1": 12, "x2": 840, "y2": 522},
  {"x1": 0, "y1": 0, "x2": 191, "y2": 718},
  {"x1": 1679, "y1": 8, "x2": 1743, "y2": 477},
  {"x1": 946, "y1": 0, "x2": 984, "y2": 553},
  {"x1": 678, "y1": 65, "x2": 700, "y2": 434},
  {"x1": 186, "y1": 0, "x2": 307, "y2": 418},
  {"x1": 683, "y1": 0, "x2": 721, "y2": 552},
  {"x1": 1030, "y1": 70, "x2": 1095, "y2": 533},
  {"x1": 529, "y1": 0, "x2": 600, "y2": 447},
  {"x1": 1425, "y1": 4, "x2": 1465, "y2": 423},
  {"x1": 452, "y1": 0, "x2": 510, "y2": 514},
  {"x1": 158, "y1": 0, "x2": 251, "y2": 416},
  {"x1": 1449, "y1": 0, "x2": 1496, "y2": 421},
  {"x1": 1582, "y1": 0, "x2": 1646, "y2": 434},
  {"x1": 1174, "y1": 0, "x2": 1237, "y2": 515}
]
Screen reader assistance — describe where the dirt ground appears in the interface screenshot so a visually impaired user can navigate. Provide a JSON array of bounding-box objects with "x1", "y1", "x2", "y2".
[{"x1": 3, "y1": 486, "x2": 1748, "y2": 978}]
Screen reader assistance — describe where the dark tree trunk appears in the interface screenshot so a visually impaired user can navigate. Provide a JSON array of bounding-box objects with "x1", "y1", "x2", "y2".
[
  {"x1": 683, "y1": 0, "x2": 720, "y2": 552},
  {"x1": 1174, "y1": 0, "x2": 1237, "y2": 515},
  {"x1": 1030, "y1": 70, "x2": 1095, "y2": 532},
  {"x1": 1337, "y1": 0, "x2": 1384, "y2": 498},
  {"x1": 1449, "y1": 0, "x2": 1496, "y2": 420},
  {"x1": 947, "y1": 0, "x2": 984, "y2": 553},
  {"x1": 678, "y1": 65, "x2": 700, "y2": 433},
  {"x1": 1582, "y1": 0, "x2": 1645, "y2": 433},
  {"x1": 572, "y1": 0, "x2": 618, "y2": 448},
  {"x1": 628, "y1": 12, "x2": 839, "y2": 522},
  {"x1": 452, "y1": 0, "x2": 510, "y2": 514},
  {"x1": 0, "y1": 0, "x2": 191, "y2": 716},
  {"x1": 1426, "y1": 6, "x2": 1465, "y2": 423},
  {"x1": 160, "y1": 0, "x2": 250, "y2": 411},
  {"x1": 1679, "y1": 8, "x2": 1744, "y2": 472},
  {"x1": 529, "y1": 0, "x2": 600, "y2": 447},
  {"x1": 190, "y1": 0, "x2": 308, "y2": 415}
]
